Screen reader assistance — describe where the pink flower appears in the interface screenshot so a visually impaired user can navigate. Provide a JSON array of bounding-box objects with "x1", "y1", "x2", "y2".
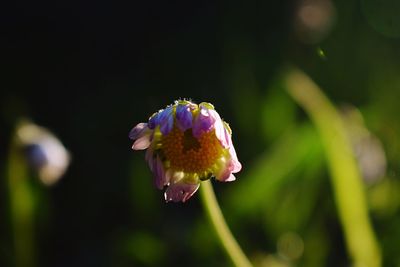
[{"x1": 129, "y1": 100, "x2": 242, "y2": 202}]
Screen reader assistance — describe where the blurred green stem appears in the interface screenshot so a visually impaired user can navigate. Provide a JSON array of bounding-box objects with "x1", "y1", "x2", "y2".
[
  {"x1": 200, "y1": 180, "x2": 253, "y2": 267},
  {"x1": 8, "y1": 137, "x2": 35, "y2": 267},
  {"x1": 285, "y1": 68, "x2": 381, "y2": 267}
]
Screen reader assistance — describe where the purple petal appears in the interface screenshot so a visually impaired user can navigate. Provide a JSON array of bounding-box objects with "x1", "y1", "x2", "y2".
[
  {"x1": 214, "y1": 143, "x2": 242, "y2": 182},
  {"x1": 148, "y1": 112, "x2": 160, "y2": 129},
  {"x1": 132, "y1": 135, "x2": 151, "y2": 150},
  {"x1": 209, "y1": 109, "x2": 229, "y2": 148},
  {"x1": 215, "y1": 160, "x2": 233, "y2": 181},
  {"x1": 129, "y1": 123, "x2": 148, "y2": 140},
  {"x1": 129, "y1": 123, "x2": 152, "y2": 150},
  {"x1": 176, "y1": 104, "x2": 193, "y2": 131},
  {"x1": 229, "y1": 146, "x2": 242, "y2": 173},
  {"x1": 153, "y1": 157, "x2": 169, "y2": 190},
  {"x1": 159, "y1": 106, "x2": 174, "y2": 135},
  {"x1": 215, "y1": 159, "x2": 239, "y2": 182},
  {"x1": 224, "y1": 127, "x2": 242, "y2": 172},
  {"x1": 145, "y1": 146, "x2": 154, "y2": 167},
  {"x1": 164, "y1": 182, "x2": 200, "y2": 202},
  {"x1": 228, "y1": 149, "x2": 242, "y2": 174},
  {"x1": 192, "y1": 106, "x2": 216, "y2": 137},
  {"x1": 212, "y1": 125, "x2": 241, "y2": 181}
]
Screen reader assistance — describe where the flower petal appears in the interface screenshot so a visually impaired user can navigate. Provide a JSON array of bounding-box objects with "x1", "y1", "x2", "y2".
[
  {"x1": 209, "y1": 109, "x2": 229, "y2": 148},
  {"x1": 215, "y1": 166, "x2": 232, "y2": 182},
  {"x1": 214, "y1": 153, "x2": 241, "y2": 182},
  {"x1": 159, "y1": 106, "x2": 174, "y2": 135},
  {"x1": 153, "y1": 157, "x2": 169, "y2": 190},
  {"x1": 148, "y1": 112, "x2": 161, "y2": 129},
  {"x1": 129, "y1": 123, "x2": 148, "y2": 140},
  {"x1": 129, "y1": 123, "x2": 152, "y2": 150},
  {"x1": 132, "y1": 135, "x2": 151, "y2": 150},
  {"x1": 229, "y1": 146, "x2": 242, "y2": 173},
  {"x1": 145, "y1": 146, "x2": 154, "y2": 166},
  {"x1": 224, "y1": 127, "x2": 242, "y2": 172},
  {"x1": 164, "y1": 182, "x2": 200, "y2": 202},
  {"x1": 215, "y1": 160, "x2": 239, "y2": 182},
  {"x1": 176, "y1": 104, "x2": 193, "y2": 131},
  {"x1": 225, "y1": 173, "x2": 236, "y2": 182},
  {"x1": 192, "y1": 106, "x2": 216, "y2": 137}
]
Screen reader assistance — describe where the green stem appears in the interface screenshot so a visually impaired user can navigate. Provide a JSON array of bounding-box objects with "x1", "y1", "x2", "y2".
[
  {"x1": 285, "y1": 68, "x2": 381, "y2": 267},
  {"x1": 199, "y1": 180, "x2": 253, "y2": 267},
  {"x1": 8, "y1": 137, "x2": 35, "y2": 267}
]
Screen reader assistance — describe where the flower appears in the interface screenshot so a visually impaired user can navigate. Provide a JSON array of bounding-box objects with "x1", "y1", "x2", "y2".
[
  {"x1": 129, "y1": 100, "x2": 242, "y2": 202},
  {"x1": 16, "y1": 120, "x2": 71, "y2": 186}
]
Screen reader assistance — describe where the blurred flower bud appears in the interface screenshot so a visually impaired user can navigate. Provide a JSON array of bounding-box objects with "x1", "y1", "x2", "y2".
[
  {"x1": 16, "y1": 120, "x2": 71, "y2": 186},
  {"x1": 294, "y1": 0, "x2": 336, "y2": 44},
  {"x1": 341, "y1": 105, "x2": 387, "y2": 185}
]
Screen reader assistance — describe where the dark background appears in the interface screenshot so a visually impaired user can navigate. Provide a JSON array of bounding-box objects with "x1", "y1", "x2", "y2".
[{"x1": 1, "y1": 0, "x2": 400, "y2": 266}]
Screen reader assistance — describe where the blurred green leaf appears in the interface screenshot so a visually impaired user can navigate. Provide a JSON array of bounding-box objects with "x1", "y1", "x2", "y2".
[
  {"x1": 260, "y1": 84, "x2": 296, "y2": 142},
  {"x1": 285, "y1": 68, "x2": 382, "y2": 267},
  {"x1": 225, "y1": 123, "x2": 323, "y2": 223}
]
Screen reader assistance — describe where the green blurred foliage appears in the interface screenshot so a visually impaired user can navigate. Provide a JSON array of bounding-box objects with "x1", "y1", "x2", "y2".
[{"x1": 1, "y1": 0, "x2": 400, "y2": 266}]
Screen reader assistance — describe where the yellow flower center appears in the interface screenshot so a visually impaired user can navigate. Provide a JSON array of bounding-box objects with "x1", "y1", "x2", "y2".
[{"x1": 162, "y1": 127, "x2": 223, "y2": 173}]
